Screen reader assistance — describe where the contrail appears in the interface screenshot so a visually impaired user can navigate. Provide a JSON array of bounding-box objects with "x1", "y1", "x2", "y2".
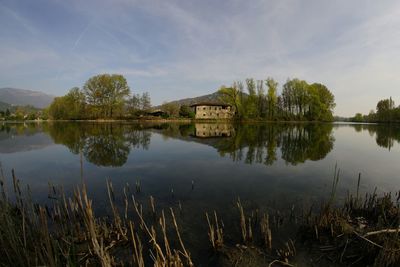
[
  {"x1": 72, "y1": 22, "x2": 91, "y2": 51},
  {"x1": 55, "y1": 21, "x2": 91, "y2": 81}
]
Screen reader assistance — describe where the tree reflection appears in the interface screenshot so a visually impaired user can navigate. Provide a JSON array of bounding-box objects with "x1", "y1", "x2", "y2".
[
  {"x1": 280, "y1": 124, "x2": 334, "y2": 164},
  {"x1": 1, "y1": 122, "x2": 336, "y2": 166},
  {"x1": 234, "y1": 123, "x2": 334, "y2": 165},
  {"x1": 155, "y1": 122, "x2": 335, "y2": 166},
  {"x1": 44, "y1": 122, "x2": 151, "y2": 167},
  {"x1": 350, "y1": 124, "x2": 400, "y2": 150}
]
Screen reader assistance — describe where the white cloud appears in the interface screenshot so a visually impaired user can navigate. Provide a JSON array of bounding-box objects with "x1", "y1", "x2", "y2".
[{"x1": 2, "y1": 0, "x2": 400, "y2": 115}]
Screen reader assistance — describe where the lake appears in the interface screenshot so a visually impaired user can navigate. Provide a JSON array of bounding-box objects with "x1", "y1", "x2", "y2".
[{"x1": 1, "y1": 121, "x2": 400, "y2": 265}]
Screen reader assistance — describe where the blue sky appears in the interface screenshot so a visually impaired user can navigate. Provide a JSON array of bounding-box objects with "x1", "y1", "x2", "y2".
[{"x1": 1, "y1": 0, "x2": 400, "y2": 116}]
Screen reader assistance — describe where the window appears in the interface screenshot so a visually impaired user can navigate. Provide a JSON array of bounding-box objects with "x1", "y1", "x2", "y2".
[{"x1": 203, "y1": 107, "x2": 206, "y2": 110}]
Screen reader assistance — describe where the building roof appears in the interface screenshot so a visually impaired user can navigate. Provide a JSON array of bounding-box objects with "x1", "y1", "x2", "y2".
[{"x1": 190, "y1": 102, "x2": 231, "y2": 107}]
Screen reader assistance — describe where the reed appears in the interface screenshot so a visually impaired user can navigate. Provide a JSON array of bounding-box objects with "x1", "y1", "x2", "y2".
[
  {"x1": 260, "y1": 213, "x2": 272, "y2": 250},
  {"x1": 0, "y1": 168, "x2": 193, "y2": 267},
  {"x1": 1, "y1": 166, "x2": 399, "y2": 267},
  {"x1": 236, "y1": 198, "x2": 248, "y2": 243},
  {"x1": 205, "y1": 211, "x2": 224, "y2": 250},
  {"x1": 135, "y1": 179, "x2": 141, "y2": 193}
]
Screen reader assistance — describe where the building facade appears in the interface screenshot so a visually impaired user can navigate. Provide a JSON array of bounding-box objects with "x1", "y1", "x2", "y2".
[{"x1": 190, "y1": 103, "x2": 234, "y2": 119}]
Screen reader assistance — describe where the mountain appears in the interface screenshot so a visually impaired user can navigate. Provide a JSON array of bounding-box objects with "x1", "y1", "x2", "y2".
[
  {"x1": 155, "y1": 91, "x2": 225, "y2": 108},
  {"x1": 0, "y1": 88, "x2": 55, "y2": 108}
]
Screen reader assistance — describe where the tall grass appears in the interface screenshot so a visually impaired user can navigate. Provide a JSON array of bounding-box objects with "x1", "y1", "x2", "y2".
[
  {"x1": 0, "y1": 167, "x2": 399, "y2": 266},
  {"x1": 0, "y1": 169, "x2": 193, "y2": 266}
]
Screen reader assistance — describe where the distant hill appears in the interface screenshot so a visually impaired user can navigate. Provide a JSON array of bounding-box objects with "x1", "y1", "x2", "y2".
[
  {"x1": 155, "y1": 91, "x2": 225, "y2": 108},
  {"x1": 0, "y1": 88, "x2": 55, "y2": 108}
]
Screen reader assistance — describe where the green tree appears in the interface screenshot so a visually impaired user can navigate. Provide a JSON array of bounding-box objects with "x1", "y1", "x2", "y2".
[
  {"x1": 256, "y1": 80, "x2": 266, "y2": 118},
  {"x1": 126, "y1": 91, "x2": 152, "y2": 117},
  {"x1": 48, "y1": 97, "x2": 68, "y2": 119},
  {"x1": 179, "y1": 105, "x2": 195, "y2": 118},
  {"x1": 308, "y1": 83, "x2": 335, "y2": 121},
  {"x1": 161, "y1": 102, "x2": 180, "y2": 117},
  {"x1": 65, "y1": 87, "x2": 86, "y2": 119},
  {"x1": 218, "y1": 85, "x2": 242, "y2": 118},
  {"x1": 48, "y1": 87, "x2": 86, "y2": 120},
  {"x1": 376, "y1": 98, "x2": 395, "y2": 122},
  {"x1": 265, "y1": 78, "x2": 278, "y2": 120},
  {"x1": 140, "y1": 92, "x2": 151, "y2": 111},
  {"x1": 244, "y1": 78, "x2": 258, "y2": 118},
  {"x1": 83, "y1": 74, "x2": 130, "y2": 118},
  {"x1": 353, "y1": 113, "x2": 364, "y2": 122},
  {"x1": 127, "y1": 94, "x2": 141, "y2": 116}
]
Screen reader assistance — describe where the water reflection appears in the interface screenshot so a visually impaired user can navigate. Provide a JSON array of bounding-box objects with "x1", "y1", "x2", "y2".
[
  {"x1": 186, "y1": 123, "x2": 335, "y2": 165},
  {"x1": 192, "y1": 123, "x2": 235, "y2": 138},
  {"x1": 0, "y1": 122, "x2": 53, "y2": 153},
  {"x1": 3, "y1": 122, "x2": 400, "y2": 167},
  {"x1": 45, "y1": 122, "x2": 151, "y2": 167},
  {"x1": 348, "y1": 124, "x2": 400, "y2": 150}
]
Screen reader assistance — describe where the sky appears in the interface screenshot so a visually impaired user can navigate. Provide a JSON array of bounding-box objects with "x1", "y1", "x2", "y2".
[{"x1": 1, "y1": 0, "x2": 400, "y2": 116}]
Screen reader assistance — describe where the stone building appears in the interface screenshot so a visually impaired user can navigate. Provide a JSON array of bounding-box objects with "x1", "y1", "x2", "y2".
[{"x1": 190, "y1": 103, "x2": 234, "y2": 119}]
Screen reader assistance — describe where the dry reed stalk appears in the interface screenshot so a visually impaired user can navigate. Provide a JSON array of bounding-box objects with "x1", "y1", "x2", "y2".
[
  {"x1": 170, "y1": 208, "x2": 193, "y2": 266},
  {"x1": 260, "y1": 213, "x2": 272, "y2": 250},
  {"x1": 276, "y1": 239, "x2": 296, "y2": 265},
  {"x1": 135, "y1": 179, "x2": 141, "y2": 193},
  {"x1": 206, "y1": 211, "x2": 224, "y2": 250},
  {"x1": 129, "y1": 221, "x2": 144, "y2": 267},
  {"x1": 106, "y1": 180, "x2": 127, "y2": 240},
  {"x1": 76, "y1": 185, "x2": 113, "y2": 267},
  {"x1": 248, "y1": 217, "x2": 253, "y2": 242},
  {"x1": 0, "y1": 162, "x2": 7, "y2": 200},
  {"x1": 131, "y1": 195, "x2": 166, "y2": 263},
  {"x1": 237, "y1": 198, "x2": 247, "y2": 243},
  {"x1": 159, "y1": 210, "x2": 172, "y2": 258},
  {"x1": 123, "y1": 185, "x2": 129, "y2": 220},
  {"x1": 150, "y1": 195, "x2": 156, "y2": 217}
]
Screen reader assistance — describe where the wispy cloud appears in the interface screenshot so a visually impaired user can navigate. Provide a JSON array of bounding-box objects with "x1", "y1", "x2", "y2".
[{"x1": 1, "y1": 0, "x2": 400, "y2": 115}]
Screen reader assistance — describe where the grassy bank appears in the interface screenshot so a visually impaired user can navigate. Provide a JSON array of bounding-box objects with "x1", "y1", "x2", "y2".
[{"x1": 0, "y1": 169, "x2": 399, "y2": 266}]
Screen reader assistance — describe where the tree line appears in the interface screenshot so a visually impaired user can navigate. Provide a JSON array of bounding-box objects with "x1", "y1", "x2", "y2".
[
  {"x1": 47, "y1": 74, "x2": 151, "y2": 120},
  {"x1": 218, "y1": 77, "x2": 335, "y2": 121},
  {"x1": 351, "y1": 97, "x2": 400, "y2": 123},
  {"x1": 0, "y1": 106, "x2": 44, "y2": 121},
  {"x1": 47, "y1": 74, "x2": 336, "y2": 121}
]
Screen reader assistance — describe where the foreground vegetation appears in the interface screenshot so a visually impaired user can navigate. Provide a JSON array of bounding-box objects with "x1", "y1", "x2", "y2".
[{"x1": 0, "y1": 166, "x2": 399, "y2": 267}]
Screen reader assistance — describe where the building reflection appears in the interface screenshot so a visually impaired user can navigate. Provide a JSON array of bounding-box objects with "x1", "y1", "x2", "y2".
[{"x1": 192, "y1": 123, "x2": 235, "y2": 138}]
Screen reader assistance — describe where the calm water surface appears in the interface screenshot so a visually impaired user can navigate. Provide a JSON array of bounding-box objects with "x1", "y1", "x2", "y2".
[{"x1": 1, "y1": 121, "x2": 399, "y2": 264}]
